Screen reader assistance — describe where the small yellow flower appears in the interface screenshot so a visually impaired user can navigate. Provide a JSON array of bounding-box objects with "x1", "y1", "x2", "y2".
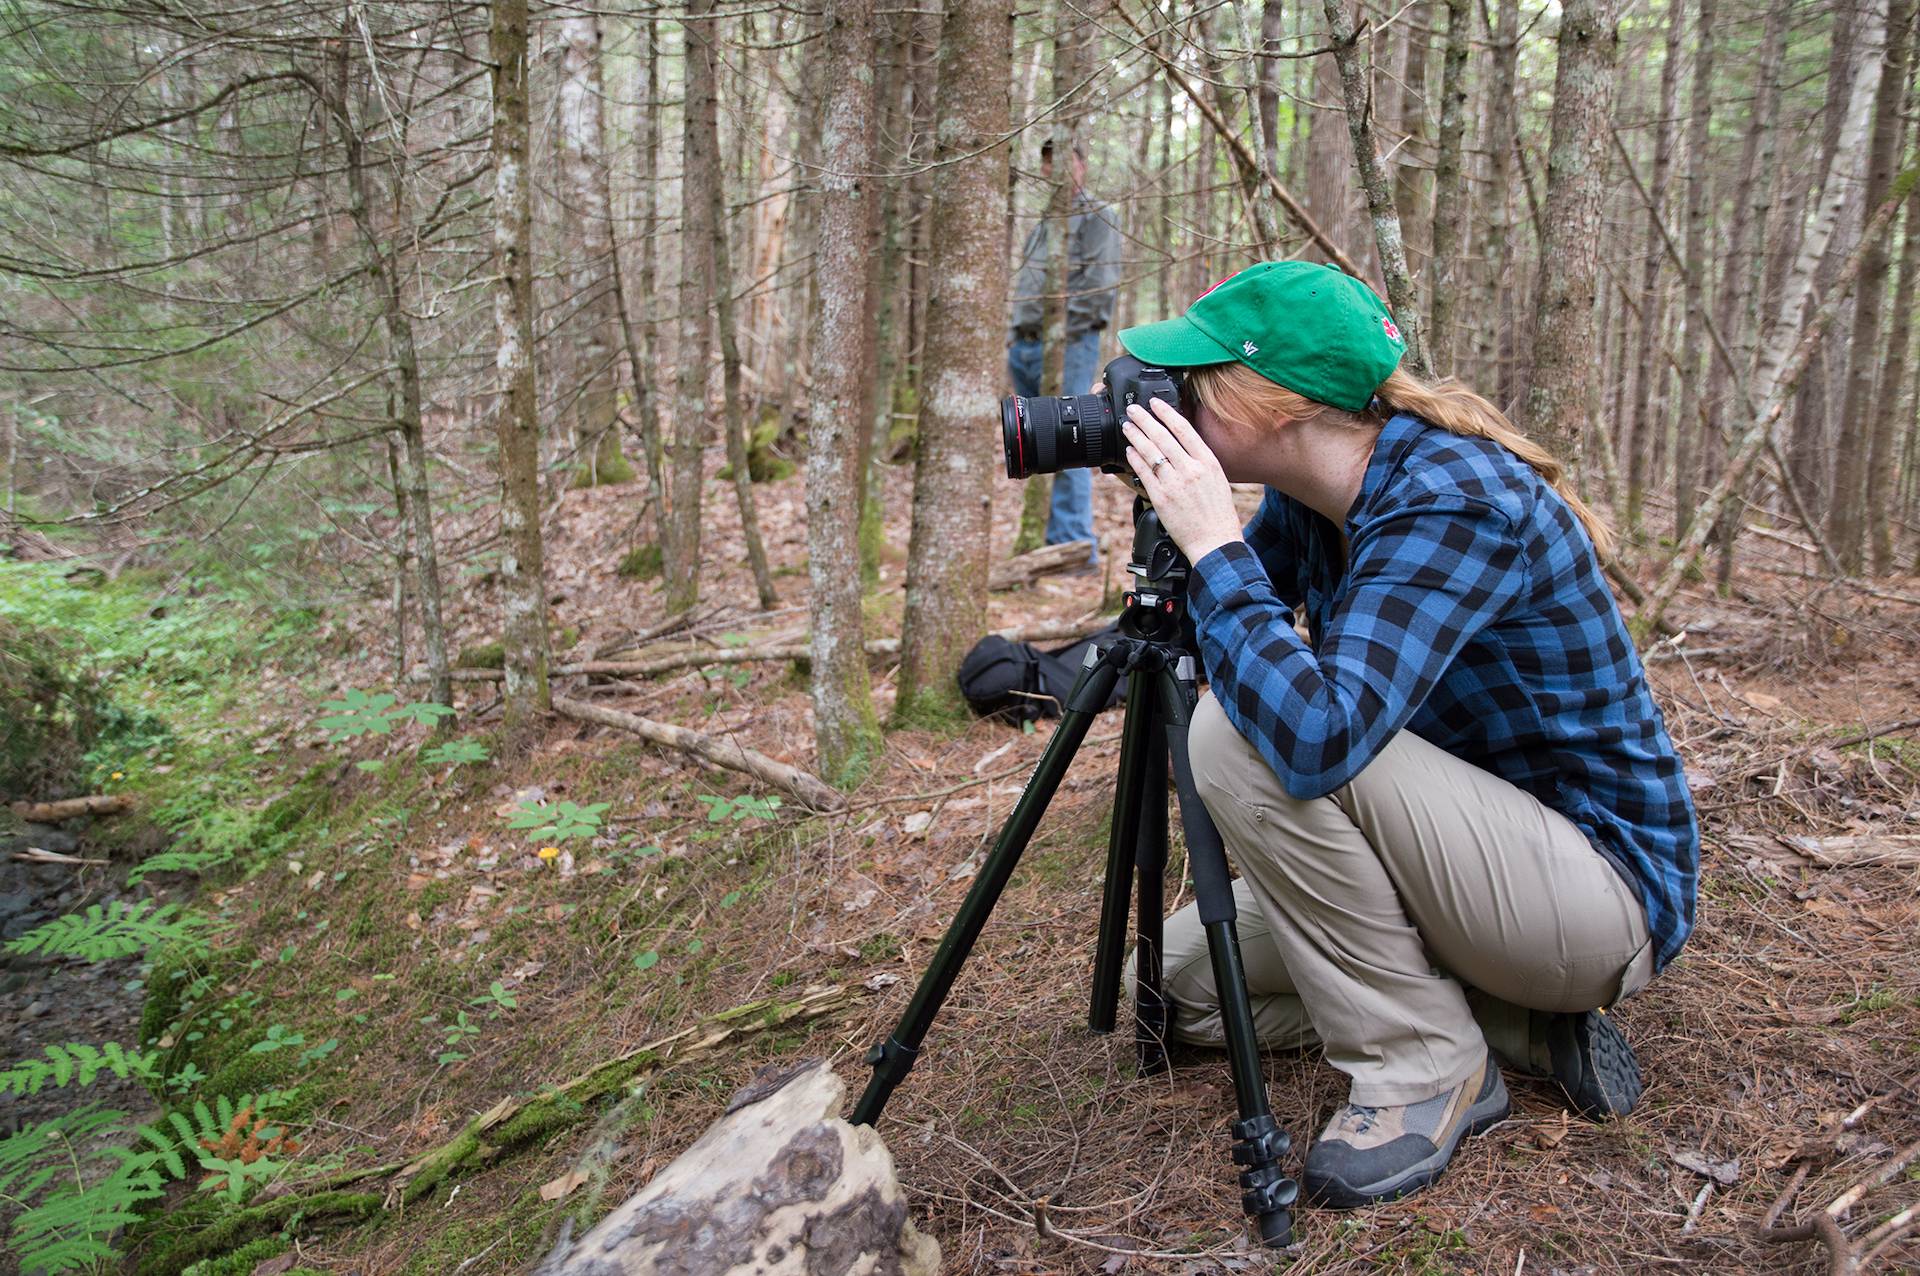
[
  {"x1": 537, "y1": 846, "x2": 561, "y2": 864},
  {"x1": 111, "y1": 771, "x2": 125, "y2": 781}
]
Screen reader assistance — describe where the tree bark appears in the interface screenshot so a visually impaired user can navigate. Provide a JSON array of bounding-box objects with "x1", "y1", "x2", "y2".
[
  {"x1": 1519, "y1": 0, "x2": 1623, "y2": 465},
  {"x1": 490, "y1": 0, "x2": 551, "y2": 745},
  {"x1": 894, "y1": 0, "x2": 1010, "y2": 726},
  {"x1": 666, "y1": 0, "x2": 721, "y2": 615},
  {"x1": 1321, "y1": 0, "x2": 1431, "y2": 375},
  {"x1": 695, "y1": 14, "x2": 778, "y2": 609},
  {"x1": 556, "y1": 10, "x2": 624, "y2": 484},
  {"x1": 552, "y1": 698, "x2": 845, "y2": 813},
  {"x1": 1870, "y1": 56, "x2": 1920, "y2": 574},
  {"x1": 1479, "y1": 0, "x2": 1523, "y2": 405},
  {"x1": 1670, "y1": 0, "x2": 1715, "y2": 539},
  {"x1": 806, "y1": 0, "x2": 884, "y2": 785},
  {"x1": 1830, "y1": 0, "x2": 1913, "y2": 572},
  {"x1": 1426, "y1": 0, "x2": 1471, "y2": 374},
  {"x1": 1623, "y1": 0, "x2": 1683, "y2": 539}
]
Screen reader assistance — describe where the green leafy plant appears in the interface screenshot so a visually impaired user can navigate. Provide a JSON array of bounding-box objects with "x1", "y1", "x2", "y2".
[
  {"x1": 438, "y1": 1011, "x2": 481, "y2": 1064},
  {"x1": 127, "y1": 846, "x2": 234, "y2": 885},
  {"x1": 0, "y1": 1042, "x2": 159, "y2": 1098},
  {"x1": 468, "y1": 980, "x2": 517, "y2": 1018},
  {"x1": 695, "y1": 793, "x2": 782, "y2": 823},
  {"x1": 314, "y1": 688, "x2": 455, "y2": 740},
  {"x1": 138, "y1": 1092, "x2": 301, "y2": 1203},
  {"x1": 420, "y1": 738, "x2": 489, "y2": 767},
  {"x1": 247, "y1": 1024, "x2": 305, "y2": 1055},
  {"x1": 1, "y1": 1108, "x2": 168, "y2": 1273},
  {"x1": 507, "y1": 799, "x2": 609, "y2": 843},
  {"x1": 5, "y1": 900, "x2": 206, "y2": 962}
]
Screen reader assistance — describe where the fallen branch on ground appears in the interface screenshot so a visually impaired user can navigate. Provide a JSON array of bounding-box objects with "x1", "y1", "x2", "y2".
[
  {"x1": 988, "y1": 540, "x2": 1094, "y2": 589},
  {"x1": 9, "y1": 795, "x2": 133, "y2": 822},
  {"x1": 426, "y1": 615, "x2": 1119, "y2": 685},
  {"x1": 552, "y1": 695, "x2": 846, "y2": 812}
]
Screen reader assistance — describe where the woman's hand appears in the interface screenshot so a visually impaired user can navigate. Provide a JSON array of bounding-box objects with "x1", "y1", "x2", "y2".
[{"x1": 1121, "y1": 398, "x2": 1242, "y2": 564}]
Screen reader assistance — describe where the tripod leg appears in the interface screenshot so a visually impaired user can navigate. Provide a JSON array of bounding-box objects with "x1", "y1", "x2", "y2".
[
  {"x1": 1089, "y1": 664, "x2": 1155, "y2": 1034},
  {"x1": 1133, "y1": 715, "x2": 1171, "y2": 1074},
  {"x1": 1156, "y1": 665, "x2": 1297, "y2": 1248},
  {"x1": 850, "y1": 649, "x2": 1123, "y2": 1127}
]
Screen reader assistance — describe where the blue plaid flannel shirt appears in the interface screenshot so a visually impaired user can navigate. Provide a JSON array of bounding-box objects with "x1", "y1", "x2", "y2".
[{"x1": 1186, "y1": 412, "x2": 1699, "y2": 971}]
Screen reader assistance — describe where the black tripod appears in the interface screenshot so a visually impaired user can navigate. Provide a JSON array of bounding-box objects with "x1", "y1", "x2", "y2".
[{"x1": 850, "y1": 500, "x2": 1297, "y2": 1247}]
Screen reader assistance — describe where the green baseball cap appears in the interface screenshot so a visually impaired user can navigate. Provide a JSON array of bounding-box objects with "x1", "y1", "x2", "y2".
[{"x1": 1117, "y1": 261, "x2": 1406, "y2": 412}]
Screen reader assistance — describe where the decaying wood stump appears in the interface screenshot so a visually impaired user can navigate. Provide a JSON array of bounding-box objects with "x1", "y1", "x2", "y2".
[{"x1": 540, "y1": 1059, "x2": 938, "y2": 1276}]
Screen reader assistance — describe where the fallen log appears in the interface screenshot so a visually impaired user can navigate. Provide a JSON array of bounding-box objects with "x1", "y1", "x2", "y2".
[
  {"x1": 534, "y1": 1059, "x2": 938, "y2": 1276},
  {"x1": 552, "y1": 696, "x2": 846, "y2": 813},
  {"x1": 9, "y1": 795, "x2": 133, "y2": 823},
  {"x1": 988, "y1": 539, "x2": 1095, "y2": 590}
]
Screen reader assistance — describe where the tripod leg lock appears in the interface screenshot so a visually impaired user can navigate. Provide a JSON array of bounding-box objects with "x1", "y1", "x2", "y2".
[
  {"x1": 1230, "y1": 1114, "x2": 1298, "y2": 1243},
  {"x1": 864, "y1": 1036, "x2": 918, "y2": 1073},
  {"x1": 1230, "y1": 1113, "x2": 1291, "y2": 1166}
]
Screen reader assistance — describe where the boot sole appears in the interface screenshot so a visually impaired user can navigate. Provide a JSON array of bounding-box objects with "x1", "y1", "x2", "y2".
[
  {"x1": 1549, "y1": 1010, "x2": 1642, "y2": 1119},
  {"x1": 1304, "y1": 1072, "x2": 1512, "y2": 1209}
]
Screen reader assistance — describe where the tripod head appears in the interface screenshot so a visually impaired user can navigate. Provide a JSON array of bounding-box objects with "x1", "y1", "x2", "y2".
[{"x1": 1118, "y1": 496, "x2": 1199, "y2": 650}]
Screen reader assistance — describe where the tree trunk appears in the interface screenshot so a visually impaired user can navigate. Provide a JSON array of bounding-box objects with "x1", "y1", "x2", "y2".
[
  {"x1": 894, "y1": 0, "x2": 1011, "y2": 726},
  {"x1": 1519, "y1": 0, "x2": 1623, "y2": 465},
  {"x1": 1641, "y1": 0, "x2": 1890, "y2": 631},
  {"x1": 628, "y1": 21, "x2": 669, "y2": 548},
  {"x1": 1623, "y1": 0, "x2": 1683, "y2": 539},
  {"x1": 1480, "y1": 0, "x2": 1523, "y2": 406},
  {"x1": 666, "y1": 0, "x2": 721, "y2": 614},
  {"x1": 556, "y1": 10, "x2": 624, "y2": 485},
  {"x1": 806, "y1": 0, "x2": 884, "y2": 785},
  {"x1": 317, "y1": 50, "x2": 451, "y2": 711},
  {"x1": 384, "y1": 437, "x2": 411, "y2": 688},
  {"x1": 1670, "y1": 0, "x2": 1715, "y2": 539},
  {"x1": 1426, "y1": 0, "x2": 1471, "y2": 374},
  {"x1": 491, "y1": 0, "x2": 551, "y2": 744},
  {"x1": 1870, "y1": 57, "x2": 1920, "y2": 574},
  {"x1": 696, "y1": 14, "x2": 779, "y2": 609},
  {"x1": 1321, "y1": 0, "x2": 1431, "y2": 375},
  {"x1": 1392, "y1": 0, "x2": 1434, "y2": 292},
  {"x1": 1829, "y1": 0, "x2": 1912, "y2": 572}
]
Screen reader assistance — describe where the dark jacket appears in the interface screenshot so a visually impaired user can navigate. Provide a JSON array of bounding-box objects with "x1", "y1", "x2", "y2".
[{"x1": 1008, "y1": 191, "x2": 1122, "y2": 342}]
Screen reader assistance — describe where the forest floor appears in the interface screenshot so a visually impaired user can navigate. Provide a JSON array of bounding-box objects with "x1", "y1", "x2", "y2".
[{"x1": 5, "y1": 454, "x2": 1919, "y2": 1275}]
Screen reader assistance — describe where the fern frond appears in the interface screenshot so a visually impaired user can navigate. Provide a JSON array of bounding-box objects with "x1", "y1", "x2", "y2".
[
  {"x1": 0, "y1": 1042, "x2": 161, "y2": 1097},
  {"x1": 8, "y1": 1146, "x2": 166, "y2": 1273},
  {"x1": 4, "y1": 899, "x2": 208, "y2": 962},
  {"x1": 127, "y1": 847, "x2": 234, "y2": 885}
]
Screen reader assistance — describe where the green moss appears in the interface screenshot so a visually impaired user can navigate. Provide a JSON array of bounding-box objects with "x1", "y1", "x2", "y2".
[
  {"x1": 131, "y1": 1190, "x2": 381, "y2": 1276},
  {"x1": 179, "y1": 1236, "x2": 289, "y2": 1276},
  {"x1": 454, "y1": 641, "x2": 506, "y2": 670},
  {"x1": 616, "y1": 545, "x2": 663, "y2": 581},
  {"x1": 573, "y1": 450, "x2": 635, "y2": 489},
  {"x1": 889, "y1": 684, "x2": 973, "y2": 733},
  {"x1": 400, "y1": 1188, "x2": 556, "y2": 1276},
  {"x1": 200, "y1": 1041, "x2": 300, "y2": 1106}
]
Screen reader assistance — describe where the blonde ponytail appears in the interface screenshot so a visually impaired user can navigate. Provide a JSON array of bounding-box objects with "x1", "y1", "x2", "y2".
[{"x1": 1187, "y1": 362, "x2": 1616, "y2": 562}]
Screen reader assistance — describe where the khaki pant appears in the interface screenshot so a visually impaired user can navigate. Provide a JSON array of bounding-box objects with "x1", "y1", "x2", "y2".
[{"x1": 1131, "y1": 692, "x2": 1653, "y2": 1106}]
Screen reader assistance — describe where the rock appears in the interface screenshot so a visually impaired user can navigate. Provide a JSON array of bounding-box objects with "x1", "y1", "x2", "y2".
[
  {"x1": 22, "y1": 824, "x2": 79, "y2": 855},
  {"x1": 537, "y1": 1060, "x2": 939, "y2": 1276},
  {"x1": 25, "y1": 999, "x2": 49, "y2": 1018}
]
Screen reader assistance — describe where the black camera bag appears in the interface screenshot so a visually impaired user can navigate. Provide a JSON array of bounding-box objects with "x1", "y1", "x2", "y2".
[{"x1": 956, "y1": 624, "x2": 1125, "y2": 724}]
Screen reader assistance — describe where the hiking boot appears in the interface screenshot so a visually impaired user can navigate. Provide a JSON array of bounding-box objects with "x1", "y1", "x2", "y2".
[
  {"x1": 1542, "y1": 1009, "x2": 1642, "y2": 1119},
  {"x1": 1303, "y1": 1054, "x2": 1510, "y2": 1209}
]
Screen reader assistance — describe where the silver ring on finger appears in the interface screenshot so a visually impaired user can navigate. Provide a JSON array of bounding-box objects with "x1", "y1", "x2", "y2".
[{"x1": 1149, "y1": 454, "x2": 1166, "y2": 472}]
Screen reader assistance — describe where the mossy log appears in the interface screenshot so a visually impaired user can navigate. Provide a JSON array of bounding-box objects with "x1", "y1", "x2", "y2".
[{"x1": 142, "y1": 986, "x2": 859, "y2": 1275}]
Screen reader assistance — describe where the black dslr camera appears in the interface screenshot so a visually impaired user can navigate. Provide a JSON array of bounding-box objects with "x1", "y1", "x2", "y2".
[{"x1": 1001, "y1": 354, "x2": 1188, "y2": 479}]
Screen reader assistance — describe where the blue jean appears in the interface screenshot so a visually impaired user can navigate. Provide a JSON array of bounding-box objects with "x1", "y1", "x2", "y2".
[{"x1": 1007, "y1": 329, "x2": 1104, "y2": 560}]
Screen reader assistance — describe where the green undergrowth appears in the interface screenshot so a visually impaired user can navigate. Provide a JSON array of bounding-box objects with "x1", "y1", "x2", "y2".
[{"x1": 2, "y1": 562, "x2": 856, "y2": 1272}]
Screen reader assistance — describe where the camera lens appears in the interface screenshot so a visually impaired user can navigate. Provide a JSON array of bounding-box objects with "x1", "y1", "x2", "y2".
[{"x1": 999, "y1": 391, "x2": 1121, "y2": 478}]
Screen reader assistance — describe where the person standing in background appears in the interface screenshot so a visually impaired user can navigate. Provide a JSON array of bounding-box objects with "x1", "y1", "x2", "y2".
[{"x1": 1007, "y1": 140, "x2": 1123, "y2": 569}]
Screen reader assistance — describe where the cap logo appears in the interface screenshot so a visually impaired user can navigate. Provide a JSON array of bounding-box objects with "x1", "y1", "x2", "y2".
[
  {"x1": 1242, "y1": 341, "x2": 1259, "y2": 357},
  {"x1": 1382, "y1": 317, "x2": 1402, "y2": 343}
]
